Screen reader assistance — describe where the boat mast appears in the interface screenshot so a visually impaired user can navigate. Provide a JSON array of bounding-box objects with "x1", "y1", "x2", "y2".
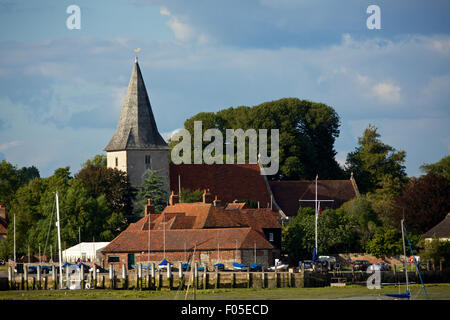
[
  {"x1": 401, "y1": 219, "x2": 409, "y2": 292},
  {"x1": 13, "y1": 213, "x2": 16, "y2": 266},
  {"x1": 56, "y1": 192, "x2": 63, "y2": 289},
  {"x1": 315, "y1": 174, "x2": 318, "y2": 256}
]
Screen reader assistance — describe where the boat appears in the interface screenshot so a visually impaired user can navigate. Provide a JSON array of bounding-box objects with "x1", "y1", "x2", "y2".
[
  {"x1": 250, "y1": 264, "x2": 262, "y2": 271},
  {"x1": 232, "y1": 262, "x2": 248, "y2": 271},
  {"x1": 158, "y1": 259, "x2": 173, "y2": 270},
  {"x1": 384, "y1": 219, "x2": 429, "y2": 300}
]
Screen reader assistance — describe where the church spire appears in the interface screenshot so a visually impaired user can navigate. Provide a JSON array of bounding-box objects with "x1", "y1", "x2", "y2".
[{"x1": 104, "y1": 58, "x2": 168, "y2": 152}]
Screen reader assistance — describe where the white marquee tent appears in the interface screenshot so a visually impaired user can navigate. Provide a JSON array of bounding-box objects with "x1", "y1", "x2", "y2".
[{"x1": 62, "y1": 242, "x2": 110, "y2": 263}]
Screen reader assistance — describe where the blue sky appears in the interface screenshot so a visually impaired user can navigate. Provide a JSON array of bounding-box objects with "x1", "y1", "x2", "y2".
[{"x1": 0, "y1": 0, "x2": 449, "y2": 177}]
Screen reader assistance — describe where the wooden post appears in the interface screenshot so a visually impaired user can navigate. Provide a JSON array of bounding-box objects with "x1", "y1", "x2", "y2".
[
  {"x1": 32, "y1": 275, "x2": 36, "y2": 290},
  {"x1": 215, "y1": 268, "x2": 219, "y2": 289},
  {"x1": 8, "y1": 266, "x2": 13, "y2": 290},
  {"x1": 37, "y1": 265, "x2": 41, "y2": 290},
  {"x1": 109, "y1": 264, "x2": 114, "y2": 289},
  {"x1": 202, "y1": 265, "x2": 207, "y2": 290},
  {"x1": 138, "y1": 263, "x2": 142, "y2": 290},
  {"x1": 194, "y1": 262, "x2": 199, "y2": 289},
  {"x1": 178, "y1": 262, "x2": 184, "y2": 289},
  {"x1": 92, "y1": 264, "x2": 97, "y2": 289},
  {"x1": 261, "y1": 268, "x2": 265, "y2": 289},
  {"x1": 24, "y1": 266, "x2": 28, "y2": 290},
  {"x1": 122, "y1": 264, "x2": 128, "y2": 289},
  {"x1": 52, "y1": 265, "x2": 57, "y2": 289},
  {"x1": 247, "y1": 269, "x2": 251, "y2": 288},
  {"x1": 232, "y1": 272, "x2": 236, "y2": 288},
  {"x1": 80, "y1": 264, "x2": 84, "y2": 289},
  {"x1": 167, "y1": 263, "x2": 172, "y2": 290},
  {"x1": 157, "y1": 268, "x2": 161, "y2": 290},
  {"x1": 66, "y1": 265, "x2": 70, "y2": 288},
  {"x1": 151, "y1": 263, "x2": 155, "y2": 290},
  {"x1": 44, "y1": 276, "x2": 48, "y2": 290}
]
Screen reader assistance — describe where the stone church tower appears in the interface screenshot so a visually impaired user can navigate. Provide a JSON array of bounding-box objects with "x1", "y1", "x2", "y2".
[{"x1": 104, "y1": 58, "x2": 169, "y2": 193}]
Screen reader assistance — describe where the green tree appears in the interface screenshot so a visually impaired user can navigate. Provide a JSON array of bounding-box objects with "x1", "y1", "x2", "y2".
[
  {"x1": 178, "y1": 98, "x2": 344, "y2": 180},
  {"x1": 420, "y1": 236, "x2": 450, "y2": 268},
  {"x1": 134, "y1": 170, "x2": 168, "y2": 218},
  {"x1": 420, "y1": 155, "x2": 450, "y2": 180},
  {"x1": 75, "y1": 164, "x2": 135, "y2": 222},
  {"x1": 180, "y1": 188, "x2": 203, "y2": 203},
  {"x1": 338, "y1": 195, "x2": 382, "y2": 251},
  {"x1": 81, "y1": 154, "x2": 107, "y2": 169},
  {"x1": 282, "y1": 207, "x2": 359, "y2": 264},
  {"x1": 345, "y1": 124, "x2": 407, "y2": 194},
  {"x1": 365, "y1": 227, "x2": 403, "y2": 257}
]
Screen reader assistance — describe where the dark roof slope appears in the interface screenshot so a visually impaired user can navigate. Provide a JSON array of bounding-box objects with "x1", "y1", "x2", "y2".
[
  {"x1": 269, "y1": 180, "x2": 358, "y2": 216},
  {"x1": 423, "y1": 213, "x2": 450, "y2": 238},
  {"x1": 170, "y1": 163, "x2": 272, "y2": 206},
  {"x1": 104, "y1": 60, "x2": 167, "y2": 151}
]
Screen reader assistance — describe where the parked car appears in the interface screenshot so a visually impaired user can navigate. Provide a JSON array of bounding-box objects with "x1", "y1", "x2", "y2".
[
  {"x1": 367, "y1": 264, "x2": 382, "y2": 272},
  {"x1": 319, "y1": 256, "x2": 337, "y2": 270},
  {"x1": 352, "y1": 260, "x2": 371, "y2": 271}
]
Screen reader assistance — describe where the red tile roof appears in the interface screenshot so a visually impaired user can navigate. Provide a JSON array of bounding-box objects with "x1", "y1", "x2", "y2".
[
  {"x1": 169, "y1": 163, "x2": 272, "y2": 206},
  {"x1": 102, "y1": 202, "x2": 281, "y2": 254},
  {"x1": 102, "y1": 227, "x2": 274, "y2": 253},
  {"x1": 269, "y1": 180, "x2": 358, "y2": 216}
]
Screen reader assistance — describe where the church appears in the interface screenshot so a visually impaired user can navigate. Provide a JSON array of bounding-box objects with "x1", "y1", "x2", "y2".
[
  {"x1": 101, "y1": 57, "x2": 360, "y2": 268},
  {"x1": 103, "y1": 57, "x2": 360, "y2": 219}
]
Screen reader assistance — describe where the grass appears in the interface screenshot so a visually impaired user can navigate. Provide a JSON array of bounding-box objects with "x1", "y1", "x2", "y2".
[{"x1": 0, "y1": 283, "x2": 449, "y2": 300}]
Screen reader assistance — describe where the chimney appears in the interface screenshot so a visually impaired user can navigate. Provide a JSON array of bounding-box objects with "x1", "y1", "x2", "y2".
[
  {"x1": 213, "y1": 195, "x2": 221, "y2": 207},
  {"x1": 145, "y1": 199, "x2": 155, "y2": 215},
  {"x1": 202, "y1": 189, "x2": 213, "y2": 203},
  {"x1": 169, "y1": 191, "x2": 179, "y2": 206},
  {"x1": 0, "y1": 204, "x2": 6, "y2": 221}
]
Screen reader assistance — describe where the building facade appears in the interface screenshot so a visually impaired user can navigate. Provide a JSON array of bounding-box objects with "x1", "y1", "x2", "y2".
[{"x1": 104, "y1": 58, "x2": 169, "y2": 193}]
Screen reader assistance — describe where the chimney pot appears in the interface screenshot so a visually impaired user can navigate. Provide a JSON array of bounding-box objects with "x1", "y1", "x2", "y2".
[
  {"x1": 145, "y1": 199, "x2": 155, "y2": 215},
  {"x1": 169, "y1": 190, "x2": 179, "y2": 206}
]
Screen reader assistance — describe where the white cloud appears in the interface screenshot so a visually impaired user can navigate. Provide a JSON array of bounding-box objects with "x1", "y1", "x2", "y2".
[
  {"x1": 371, "y1": 82, "x2": 402, "y2": 104},
  {"x1": 159, "y1": 6, "x2": 211, "y2": 44}
]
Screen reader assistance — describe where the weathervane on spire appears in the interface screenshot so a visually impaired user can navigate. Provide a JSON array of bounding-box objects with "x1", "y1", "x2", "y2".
[{"x1": 134, "y1": 48, "x2": 141, "y2": 62}]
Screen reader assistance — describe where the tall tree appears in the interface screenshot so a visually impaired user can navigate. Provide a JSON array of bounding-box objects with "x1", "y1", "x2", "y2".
[
  {"x1": 75, "y1": 164, "x2": 135, "y2": 222},
  {"x1": 393, "y1": 173, "x2": 450, "y2": 234},
  {"x1": 134, "y1": 170, "x2": 168, "y2": 218},
  {"x1": 420, "y1": 155, "x2": 450, "y2": 180},
  {"x1": 178, "y1": 98, "x2": 343, "y2": 180},
  {"x1": 345, "y1": 124, "x2": 407, "y2": 194}
]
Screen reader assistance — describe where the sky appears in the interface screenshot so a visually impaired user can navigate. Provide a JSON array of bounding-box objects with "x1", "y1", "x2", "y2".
[{"x1": 0, "y1": 0, "x2": 449, "y2": 178}]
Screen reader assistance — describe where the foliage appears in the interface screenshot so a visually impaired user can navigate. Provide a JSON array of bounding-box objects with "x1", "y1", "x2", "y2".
[
  {"x1": 337, "y1": 195, "x2": 382, "y2": 250},
  {"x1": 1, "y1": 166, "x2": 128, "y2": 259},
  {"x1": 393, "y1": 173, "x2": 450, "y2": 234},
  {"x1": 345, "y1": 124, "x2": 407, "y2": 194},
  {"x1": 282, "y1": 207, "x2": 359, "y2": 264},
  {"x1": 0, "y1": 160, "x2": 40, "y2": 210},
  {"x1": 81, "y1": 154, "x2": 107, "y2": 169},
  {"x1": 134, "y1": 170, "x2": 168, "y2": 218},
  {"x1": 177, "y1": 98, "x2": 344, "y2": 180},
  {"x1": 420, "y1": 155, "x2": 450, "y2": 180},
  {"x1": 420, "y1": 236, "x2": 450, "y2": 268},
  {"x1": 180, "y1": 188, "x2": 203, "y2": 203},
  {"x1": 75, "y1": 164, "x2": 135, "y2": 222},
  {"x1": 365, "y1": 227, "x2": 403, "y2": 257}
]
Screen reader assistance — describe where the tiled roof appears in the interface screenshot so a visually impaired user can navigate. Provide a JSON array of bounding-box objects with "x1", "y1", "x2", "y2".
[
  {"x1": 0, "y1": 217, "x2": 7, "y2": 235},
  {"x1": 101, "y1": 202, "x2": 281, "y2": 254},
  {"x1": 423, "y1": 213, "x2": 450, "y2": 238},
  {"x1": 269, "y1": 180, "x2": 358, "y2": 216},
  {"x1": 102, "y1": 227, "x2": 274, "y2": 253},
  {"x1": 169, "y1": 163, "x2": 272, "y2": 206}
]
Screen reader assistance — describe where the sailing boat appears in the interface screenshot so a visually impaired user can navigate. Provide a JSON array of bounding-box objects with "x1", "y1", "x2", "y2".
[{"x1": 385, "y1": 219, "x2": 429, "y2": 300}]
